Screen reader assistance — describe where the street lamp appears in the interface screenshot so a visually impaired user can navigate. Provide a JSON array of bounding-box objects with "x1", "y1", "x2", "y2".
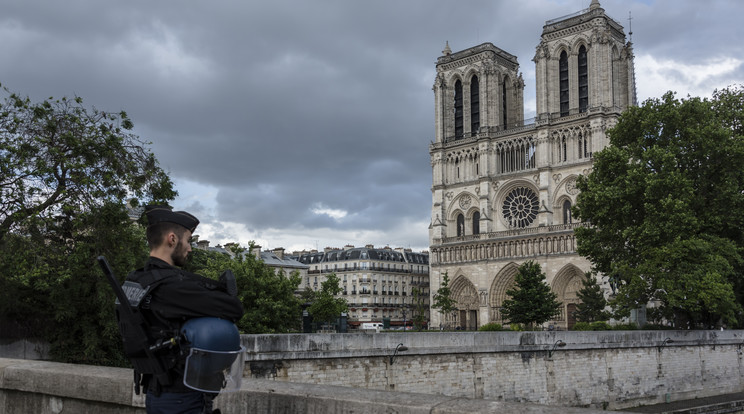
[
  {"x1": 548, "y1": 340, "x2": 566, "y2": 358},
  {"x1": 658, "y1": 337, "x2": 674, "y2": 353},
  {"x1": 390, "y1": 343, "x2": 408, "y2": 365}
]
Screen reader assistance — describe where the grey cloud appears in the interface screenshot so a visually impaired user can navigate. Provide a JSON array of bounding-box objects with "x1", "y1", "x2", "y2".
[{"x1": 1, "y1": 0, "x2": 742, "y2": 249}]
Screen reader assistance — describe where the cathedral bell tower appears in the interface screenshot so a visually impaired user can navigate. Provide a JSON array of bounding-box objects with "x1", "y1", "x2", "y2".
[
  {"x1": 534, "y1": 0, "x2": 636, "y2": 120},
  {"x1": 430, "y1": 42, "x2": 526, "y2": 242},
  {"x1": 428, "y1": 0, "x2": 636, "y2": 331}
]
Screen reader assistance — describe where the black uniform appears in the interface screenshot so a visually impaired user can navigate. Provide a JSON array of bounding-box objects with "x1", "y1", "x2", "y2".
[{"x1": 126, "y1": 257, "x2": 244, "y2": 394}]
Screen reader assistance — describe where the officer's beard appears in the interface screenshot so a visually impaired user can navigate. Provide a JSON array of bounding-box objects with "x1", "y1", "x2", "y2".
[{"x1": 171, "y1": 238, "x2": 189, "y2": 267}]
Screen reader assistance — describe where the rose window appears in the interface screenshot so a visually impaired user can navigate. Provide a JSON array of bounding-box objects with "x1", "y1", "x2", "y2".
[{"x1": 502, "y1": 187, "x2": 539, "y2": 228}]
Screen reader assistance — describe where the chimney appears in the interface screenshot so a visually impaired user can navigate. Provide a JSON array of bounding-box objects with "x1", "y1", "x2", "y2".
[
  {"x1": 252, "y1": 245, "x2": 262, "y2": 259},
  {"x1": 197, "y1": 240, "x2": 210, "y2": 250},
  {"x1": 273, "y1": 247, "x2": 285, "y2": 260}
]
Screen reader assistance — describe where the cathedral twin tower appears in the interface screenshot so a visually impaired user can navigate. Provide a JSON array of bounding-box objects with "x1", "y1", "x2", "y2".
[{"x1": 428, "y1": 0, "x2": 636, "y2": 330}]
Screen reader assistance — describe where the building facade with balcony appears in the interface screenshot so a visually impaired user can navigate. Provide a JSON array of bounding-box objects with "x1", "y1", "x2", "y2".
[
  {"x1": 297, "y1": 245, "x2": 430, "y2": 329},
  {"x1": 428, "y1": 0, "x2": 636, "y2": 330}
]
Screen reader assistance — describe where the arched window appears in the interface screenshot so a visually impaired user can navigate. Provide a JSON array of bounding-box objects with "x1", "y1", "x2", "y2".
[
  {"x1": 454, "y1": 80, "x2": 464, "y2": 139},
  {"x1": 559, "y1": 51, "x2": 569, "y2": 117},
  {"x1": 470, "y1": 75, "x2": 480, "y2": 134},
  {"x1": 578, "y1": 134, "x2": 583, "y2": 159},
  {"x1": 578, "y1": 46, "x2": 588, "y2": 113},
  {"x1": 457, "y1": 214, "x2": 465, "y2": 236},
  {"x1": 562, "y1": 136, "x2": 567, "y2": 162},
  {"x1": 563, "y1": 199, "x2": 572, "y2": 224},
  {"x1": 473, "y1": 212, "x2": 480, "y2": 235}
]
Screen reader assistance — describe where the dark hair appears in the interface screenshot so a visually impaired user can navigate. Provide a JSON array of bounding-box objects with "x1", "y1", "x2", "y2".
[{"x1": 146, "y1": 222, "x2": 189, "y2": 249}]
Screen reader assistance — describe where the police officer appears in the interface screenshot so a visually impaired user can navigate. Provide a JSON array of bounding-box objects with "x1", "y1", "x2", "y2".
[{"x1": 126, "y1": 205, "x2": 244, "y2": 414}]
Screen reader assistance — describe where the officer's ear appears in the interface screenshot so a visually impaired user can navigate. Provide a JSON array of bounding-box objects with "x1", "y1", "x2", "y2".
[{"x1": 166, "y1": 232, "x2": 178, "y2": 248}]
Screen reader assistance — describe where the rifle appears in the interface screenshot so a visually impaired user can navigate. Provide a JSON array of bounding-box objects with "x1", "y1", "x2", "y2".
[{"x1": 97, "y1": 256, "x2": 175, "y2": 394}]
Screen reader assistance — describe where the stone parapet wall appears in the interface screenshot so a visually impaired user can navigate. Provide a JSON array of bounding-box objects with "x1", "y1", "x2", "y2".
[
  {"x1": 0, "y1": 358, "x2": 616, "y2": 414},
  {"x1": 243, "y1": 330, "x2": 744, "y2": 410},
  {"x1": 2, "y1": 331, "x2": 742, "y2": 412}
]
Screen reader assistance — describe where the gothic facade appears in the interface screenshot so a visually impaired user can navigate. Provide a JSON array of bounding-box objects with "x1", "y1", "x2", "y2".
[{"x1": 428, "y1": 0, "x2": 636, "y2": 330}]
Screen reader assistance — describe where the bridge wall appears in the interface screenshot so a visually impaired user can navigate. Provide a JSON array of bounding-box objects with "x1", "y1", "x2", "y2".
[
  {"x1": 2, "y1": 331, "x2": 742, "y2": 412},
  {"x1": 242, "y1": 330, "x2": 744, "y2": 410},
  {"x1": 0, "y1": 357, "x2": 615, "y2": 414}
]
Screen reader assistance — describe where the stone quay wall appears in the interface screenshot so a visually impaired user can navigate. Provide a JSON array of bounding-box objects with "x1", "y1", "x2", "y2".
[
  {"x1": 0, "y1": 358, "x2": 617, "y2": 414},
  {"x1": 242, "y1": 330, "x2": 744, "y2": 411}
]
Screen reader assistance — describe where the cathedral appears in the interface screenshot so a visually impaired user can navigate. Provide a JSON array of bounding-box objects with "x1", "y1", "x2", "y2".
[{"x1": 428, "y1": 0, "x2": 636, "y2": 330}]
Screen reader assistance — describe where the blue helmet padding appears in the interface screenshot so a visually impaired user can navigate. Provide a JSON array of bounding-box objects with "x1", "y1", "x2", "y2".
[{"x1": 181, "y1": 317, "x2": 240, "y2": 352}]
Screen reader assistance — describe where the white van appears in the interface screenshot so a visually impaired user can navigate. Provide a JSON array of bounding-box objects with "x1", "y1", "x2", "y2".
[{"x1": 360, "y1": 322, "x2": 383, "y2": 332}]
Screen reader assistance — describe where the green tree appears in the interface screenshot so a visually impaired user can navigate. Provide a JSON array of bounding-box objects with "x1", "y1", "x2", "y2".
[
  {"x1": 432, "y1": 272, "x2": 457, "y2": 329},
  {"x1": 307, "y1": 273, "x2": 348, "y2": 329},
  {"x1": 0, "y1": 84, "x2": 176, "y2": 366},
  {"x1": 0, "y1": 202, "x2": 155, "y2": 366},
  {"x1": 411, "y1": 287, "x2": 428, "y2": 331},
  {"x1": 0, "y1": 83, "x2": 175, "y2": 242},
  {"x1": 186, "y1": 246, "x2": 303, "y2": 334},
  {"x1": 574, "y1": 87, "x2": 744, "y2": 327},
  {"x1": 501, "y1": 261, "x2": 561, "y2": 329},
  {"x1": 574, "y1": 273, "x2": 610, "y2": 323}
]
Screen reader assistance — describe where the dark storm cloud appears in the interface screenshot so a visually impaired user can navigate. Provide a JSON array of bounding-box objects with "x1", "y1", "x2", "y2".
[{"x1": 1, "y1": 0, "x2": 742, "y2": 250}]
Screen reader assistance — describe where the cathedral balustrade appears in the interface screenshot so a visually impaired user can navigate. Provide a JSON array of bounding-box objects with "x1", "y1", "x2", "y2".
[
  {"x1": 430, "y1": 223, "x2": 585, "y2": 265},
  {"x1": 440, "y1": 119, "x2": 538, "y2": 146}
]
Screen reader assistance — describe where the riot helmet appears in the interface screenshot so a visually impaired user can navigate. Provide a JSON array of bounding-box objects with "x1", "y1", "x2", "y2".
[{"x1": 181, "y1": 317, "x2": 245, "y2": 393}]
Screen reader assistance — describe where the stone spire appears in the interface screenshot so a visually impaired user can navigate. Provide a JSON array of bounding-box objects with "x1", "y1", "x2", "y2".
[
  {"x1": 590, "y1": 0, "x2": 600, "y2": 10},
  {"x1": 442, "y1": 41, "x2": 452, "y2": 56}
]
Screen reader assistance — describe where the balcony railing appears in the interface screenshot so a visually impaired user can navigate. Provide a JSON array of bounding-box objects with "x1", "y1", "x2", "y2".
[{"x1": 436, "y1": 222, "x2": 586, "y2": 245}]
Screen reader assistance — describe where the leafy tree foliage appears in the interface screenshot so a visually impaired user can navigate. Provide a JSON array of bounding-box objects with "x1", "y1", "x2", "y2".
[
  {"x1": 500, "y1": 261, "x2": 562, "y2": 329},
  {"x1": 574, "y1": 87, "x2": 744, "y2": 327},
  {"x1": 0, "y1": 203, "x2": 152, "y2": 366},
  {"x1": 410, "y1": 287, "x2": 428, "y2": 330},
  {"x1": 574, "y1": 273, "x2": 610, "y2": 323},
  {"x1": 0, "y1": 84, "x2": 175, "y2": 366},
  {"x1": 307, "y1": 273, "x2": 348, "y2": 328},
  {"x1": 432, "y1": 272, "x2": 457, "y2": 328},
  {"x1": 185, "y1": 247, "x2": 303, "y2": 334},
  {"x1": 0, "y1": 84, "x2": 175, "y2": 242}
]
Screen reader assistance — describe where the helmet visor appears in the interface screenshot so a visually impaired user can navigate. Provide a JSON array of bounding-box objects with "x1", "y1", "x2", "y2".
[{"x1": 183, "y1": 345, "x2": 246, "y2": 393}]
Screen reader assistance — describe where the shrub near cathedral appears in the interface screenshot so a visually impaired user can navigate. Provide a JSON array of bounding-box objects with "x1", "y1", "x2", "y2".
[{"x1": 500, "y1": 261, "x2": 562, "y2": 329}]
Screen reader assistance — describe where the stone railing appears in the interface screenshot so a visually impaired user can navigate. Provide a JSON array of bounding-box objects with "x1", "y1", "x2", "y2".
[
  {"x1": 4, "y1": 330, "x2": 742, "y2": 412},
  {"x1": 240, "y1": 330, "x2": 744, "y2": 411},
  {"x1": 0, "y1": 357, "x2": 617, "y2": 414}
]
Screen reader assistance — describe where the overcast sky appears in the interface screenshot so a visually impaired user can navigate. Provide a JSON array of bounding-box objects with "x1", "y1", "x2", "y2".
[{"x1": 1, "y1": 0, "x2": 742, "y2": 253}]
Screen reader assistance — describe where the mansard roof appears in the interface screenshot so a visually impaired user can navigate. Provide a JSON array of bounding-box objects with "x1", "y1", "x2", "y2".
[
  {"x1": 259, "y1": 251, "x2": 309, "y2": 269},
  {"x1": 298, "y1": 246, "x2": 429, "y2": 265}
]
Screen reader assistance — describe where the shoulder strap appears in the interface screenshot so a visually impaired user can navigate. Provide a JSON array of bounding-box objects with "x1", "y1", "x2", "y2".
[{"x1": 130, "y1": 268, "x2": 179, "y2": 289}]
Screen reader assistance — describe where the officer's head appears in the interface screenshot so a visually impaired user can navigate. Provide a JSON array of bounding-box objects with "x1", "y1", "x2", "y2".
[{"x1": 145, "y1": 206, "x2": 199, "y2": 267}]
